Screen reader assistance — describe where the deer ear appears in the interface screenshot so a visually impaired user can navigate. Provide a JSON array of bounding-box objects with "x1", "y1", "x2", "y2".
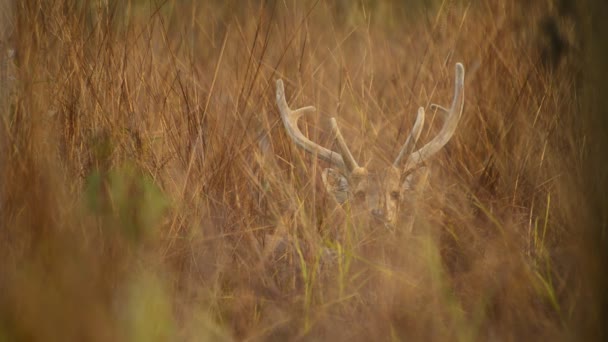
[
  {"x1": 400, "y1": 167, "x2": 430, "y2": 233},
  {"x1": 322, "y1": 168, "x2": 349, "y2": 204},
  {"x1": 401, "y1": 167, "x2": 430, "y2": 195}
]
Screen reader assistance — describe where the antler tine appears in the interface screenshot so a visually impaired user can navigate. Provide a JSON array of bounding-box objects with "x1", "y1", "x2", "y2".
[
  {"x1": 276, "y1": 79, "x2": 347, "y2": 172},
  {"x1": 401, "y1": 62, "x2": 465, "y2": 173},
  {"x1": 393, "y1": 107, "x2": 425, "y2": 167},
  {"x1": 330, "y1": 118, "x2": 360, "y2": 173}
]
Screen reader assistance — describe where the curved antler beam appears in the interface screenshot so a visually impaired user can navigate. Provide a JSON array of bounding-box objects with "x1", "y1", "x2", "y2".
[
  {"x1": 276, "y1": 79, "x2": 347, "y2": 171},
  {"x1": 401, "y1": 63, "x2": 465, "y2": 172}
]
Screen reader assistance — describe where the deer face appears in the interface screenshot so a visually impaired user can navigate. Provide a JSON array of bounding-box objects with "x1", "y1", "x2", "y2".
[
  {"x1": 276, "y1": 63, "x2": 464, "y2": 229},
  {"x1": 322, "y1": 165, "x2": 429, "y2": 227}
]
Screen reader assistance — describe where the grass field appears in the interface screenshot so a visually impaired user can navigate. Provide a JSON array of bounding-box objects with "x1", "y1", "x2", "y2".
[{"x1": 1, "y1": 0, "x2": 606, "y2": 341}]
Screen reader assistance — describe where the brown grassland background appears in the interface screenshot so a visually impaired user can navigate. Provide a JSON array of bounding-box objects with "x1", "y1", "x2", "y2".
[{"x1": 1, "y1": 0, "x2": 607, "y2": 341}]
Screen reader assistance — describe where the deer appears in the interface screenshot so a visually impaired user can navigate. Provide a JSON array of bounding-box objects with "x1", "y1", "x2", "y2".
[{"x1": 275, "y1": 63, "x2": 465, "y2": 230}]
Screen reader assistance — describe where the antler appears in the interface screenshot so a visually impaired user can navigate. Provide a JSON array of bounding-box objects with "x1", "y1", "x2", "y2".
[
  {"x1": 395, "y1": 63, "x2": 465, "y2": 172},
  {"x1": 393, "y1": 107, "x2": 426, "y2": 167},
  {"x1": 276, "y1": 79, "x2": 360, "y2": 175}
]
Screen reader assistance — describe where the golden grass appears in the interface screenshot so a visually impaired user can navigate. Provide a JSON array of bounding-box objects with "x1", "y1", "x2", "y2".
[{"x1": 0, "y1": 0, "x2": 605, "y2": 341}]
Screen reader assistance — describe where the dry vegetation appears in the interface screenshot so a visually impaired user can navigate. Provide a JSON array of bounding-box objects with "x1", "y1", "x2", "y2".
[{"x1": 0, "y1": 0, "x2": 605, "y2": 341}]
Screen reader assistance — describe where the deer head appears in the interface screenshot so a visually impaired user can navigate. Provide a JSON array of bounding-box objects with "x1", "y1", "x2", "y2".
[{"x1": 276, "y1": 63, "x2": 465, "y2": 228}]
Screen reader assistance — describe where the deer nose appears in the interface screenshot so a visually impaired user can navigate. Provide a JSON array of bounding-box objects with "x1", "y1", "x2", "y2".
[{"x1": 371, "y1": 208, "x2": 385, "y2": 219}]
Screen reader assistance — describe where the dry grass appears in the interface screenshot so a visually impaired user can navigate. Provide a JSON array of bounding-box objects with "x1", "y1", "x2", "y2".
[{"x1": 0, "y1": 0, "x2": 605, "y2": 341}]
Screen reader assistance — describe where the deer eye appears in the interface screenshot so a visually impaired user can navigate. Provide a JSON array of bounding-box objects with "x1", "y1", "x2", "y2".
[{"x1": 390, "y1": 191, "x2": 400, "y2": 200}]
